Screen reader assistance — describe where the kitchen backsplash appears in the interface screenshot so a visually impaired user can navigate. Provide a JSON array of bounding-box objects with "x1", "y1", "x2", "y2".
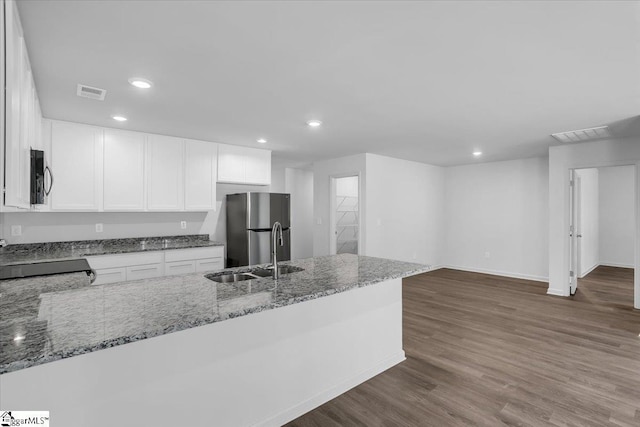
[{"x1": 0, "y1": 183, "x2": 269, "y2": 245}]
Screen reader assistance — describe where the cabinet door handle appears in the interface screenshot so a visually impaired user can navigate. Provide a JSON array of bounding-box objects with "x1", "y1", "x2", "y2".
[{"x1": 130, "y1": 266, "x2": 159, "y2": 272}]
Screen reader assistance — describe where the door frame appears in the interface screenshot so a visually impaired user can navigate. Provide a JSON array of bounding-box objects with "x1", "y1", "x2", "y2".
[
  {"x1": 329, "y1": 172, "x2": 362, "y2": 256},
  {"x1": 565, "y1": 163, "x2": 638, "y2": 308}
]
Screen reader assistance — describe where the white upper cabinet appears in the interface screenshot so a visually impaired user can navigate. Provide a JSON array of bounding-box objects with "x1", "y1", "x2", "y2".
[
  {"x1": 217, "y1": 145, "x2": 271, "y2": 185},
  {"x1": 217, "y1": 144, "x2": 246, "y2": 183},
  {"x1": 245, "y1": 148, "x2": 271, "y2": 185},
  {"x1": 3, "y1": 0, "x2": 42, "y2": 210},
  {"x1": 184, "y1": 139, "x2": 217, "y2": 211},
  {"x1": 50, "y1": 121, "x2": 103, "y2": 211},
  {"x1": 103, "y1": 129, "x2": 145, "y2": 211},
  {"x1": 146, "y1": 135, "x2": 184, "y2": 211}
]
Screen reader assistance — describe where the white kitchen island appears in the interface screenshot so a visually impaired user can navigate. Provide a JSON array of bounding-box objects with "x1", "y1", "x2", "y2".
[{"x1": 0, "y1": 254, "x2": 429, "y2": 427}]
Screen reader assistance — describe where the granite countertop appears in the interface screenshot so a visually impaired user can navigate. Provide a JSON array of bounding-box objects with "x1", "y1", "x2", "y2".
[
  {"x1": 0, "y1": 235, "x2": 224, "y2": 266},
  {"x1": 0, "y1": 254, "x2": 429, "y2": 374}
]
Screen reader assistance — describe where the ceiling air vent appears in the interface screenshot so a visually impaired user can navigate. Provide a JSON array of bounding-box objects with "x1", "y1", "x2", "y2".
[
  {"x1": 551, "y1": 126, "x2": 611, "y2": 143},
  {"x1": 76, "y1": 84, "x2": 107, "y2": 101}
]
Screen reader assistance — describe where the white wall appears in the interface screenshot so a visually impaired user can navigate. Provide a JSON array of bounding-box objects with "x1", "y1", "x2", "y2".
[
  {"x1": 575, "y1": 168, "x2": 599, "y2": 277},
  {"x1": 599, "y1": 165, "x2": 635, "y2": 268},
  {"x1": 365, "y1": 153, "x2": 444, "y2": 267},
  {"x1": 548, "y1": 137, "x2": 639, "y2": 308},
  {"x1": 285, "y1": 167, "x2": 314, "y2": 260},
  {"x1": 1, "y1": 183, "x2": 268, "y2": 245},
  {"x1": 313, "y1": 154, "x2": 367, "y2": 257},
  {"x1": 443, "y1": 157, "x2": 549, "y2": 281}
]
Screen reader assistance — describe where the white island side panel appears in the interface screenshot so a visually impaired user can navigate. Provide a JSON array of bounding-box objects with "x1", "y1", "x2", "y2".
[{"x1": 0, "y1": 277, "x2": 404, "y2": 427}]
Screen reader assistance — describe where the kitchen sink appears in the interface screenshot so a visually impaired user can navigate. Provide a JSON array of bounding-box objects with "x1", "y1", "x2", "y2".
[
  {"x1": 205, "y1": 273, "x2": 253, "y2": 283},
  {"x1": 205, "y1": 265, "x2": 304, "y2": 283}
]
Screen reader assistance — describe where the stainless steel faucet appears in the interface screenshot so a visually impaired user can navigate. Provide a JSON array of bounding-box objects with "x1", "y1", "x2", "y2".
[{"x1": 271, "y1": 221, "x2": 284, "y2": 279}]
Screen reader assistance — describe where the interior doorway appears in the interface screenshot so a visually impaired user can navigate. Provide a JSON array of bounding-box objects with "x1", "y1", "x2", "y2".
[
  {"x1": 330, "y1": 175, "x2": 360, "y2": 255},
  {"x1": 569, "y1": 165, "x2": 636, "y2": 308}
]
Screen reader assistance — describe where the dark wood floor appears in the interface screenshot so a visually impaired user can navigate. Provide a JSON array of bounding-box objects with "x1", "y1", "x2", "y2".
[
  {"x1": 287, "y1": 268, "x2": 640, "y2": 427},
  {"x1": 576, "y1": 266, "x2": 635, "y2": 309}
]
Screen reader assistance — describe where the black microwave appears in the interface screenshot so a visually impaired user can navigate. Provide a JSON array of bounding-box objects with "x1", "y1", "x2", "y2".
[{"x1": 30, "y1": 149, "x2": 53, "y2": 205}]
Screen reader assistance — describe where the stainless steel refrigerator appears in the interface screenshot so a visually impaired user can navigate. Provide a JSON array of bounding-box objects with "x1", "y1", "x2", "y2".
[{"x1": 226, "y1": 192, "x2": 291, "y2": 267}]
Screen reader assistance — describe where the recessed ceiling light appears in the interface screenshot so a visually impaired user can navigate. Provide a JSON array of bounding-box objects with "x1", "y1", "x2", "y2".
[
  {"x1": 128, "y1": 78, "x2": 153, "y2": 89},
  {"x1": 112, "y1": 115, "x2": 128, "y2": 122},
  {"x1": 473, "y1": 151, "x2": 482, "y2": 157},
  {"x1": 257, "y1": 138, "x2": 267, "y2": 144},
  {"x1": 307, "y1": 120, "x2": 322, "y2": 128},
  {"x1": 13, "y1": 335, "x2": 25, "y2": 342}
]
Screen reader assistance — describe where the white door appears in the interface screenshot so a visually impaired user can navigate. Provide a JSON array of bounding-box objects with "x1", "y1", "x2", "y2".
[
  {"x1": 330, "y1": 175, "x2": 360, "y2": 255},
  {"x1": 184, "y1": 139, "x2": 217, "y2": 211},
  {"x1": 569, "y1": 170, "x2": 578, "y2": 295},
  {"x1": 146, "y1": 135, "x2": 184, "y2": 211},
  {"x1": 103, "y1": 129, "x2": 145, "y2": 211},
  {"x1": 50, "y1": 121, "x2": 104, "y2": 211}
]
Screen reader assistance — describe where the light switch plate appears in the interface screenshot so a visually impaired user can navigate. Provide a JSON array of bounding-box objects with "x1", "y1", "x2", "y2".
[
  {"x1": 180, "y1": 221, "x2": 187, "y2": 229},
  {"x1": 11, "y1": 225, "x2": 22, "y2": 236}
]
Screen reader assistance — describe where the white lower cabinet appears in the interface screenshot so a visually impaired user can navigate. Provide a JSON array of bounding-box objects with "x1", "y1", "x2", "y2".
[
  {"x1": 93, "y1": 267, "x2": 126, "y2": 285},
  {"x1": 126, "y1": 264, "x2": 164, "y2": 281},
  {"x1": 165, "y1": 260, "x2": 196, "y2": 276},
  {"x1": 87, "y1": 246, "x2": 224, "y2": 285}
]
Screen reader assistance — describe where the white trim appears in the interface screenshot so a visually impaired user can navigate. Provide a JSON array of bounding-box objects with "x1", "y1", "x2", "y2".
[
  {"x1": 547, "y1": 287, "x2": 568, "y2": 297},
  {"x1": 578, "y1": 262, "x2": 599, "y2": 278},
  {"x1": 443, "y1": 265, "x2": 548, "y2": 283},
  {"x1": 600, "y1": 262, "x2": 634, "y2": 269},
  {"x1": 257, "y1": 351, "x2": 406, "y2": 427}
]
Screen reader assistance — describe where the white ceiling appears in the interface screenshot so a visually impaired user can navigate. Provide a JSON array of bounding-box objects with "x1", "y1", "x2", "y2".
[{"x1": 16, "y1": 0, "x2": 640, "y2": 167}]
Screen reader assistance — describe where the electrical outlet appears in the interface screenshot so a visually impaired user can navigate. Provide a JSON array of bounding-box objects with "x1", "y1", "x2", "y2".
[
  {"x1": 316, "y1": 218, "x2": 322, "y2": 225},
  {"x1": 376, "y1": 218, "x2": 382, "y2": 226},
  {"x1": 180, "y1": 221, "x2": 187, "y2": 229},
  {"x1": 485, "y1": 251, "x2": 491, "y2": 259},
  {"x1": 11, "y1": 225, "x2": 22, "y2": 236},
  {"x1": 412, "y1": 252, "x2": 417, "y2": 260},
  {"x1": 95, "y1": 223, "x2": 103, "y2": 233}
]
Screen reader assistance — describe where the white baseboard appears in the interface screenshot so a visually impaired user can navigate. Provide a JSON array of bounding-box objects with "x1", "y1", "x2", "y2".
[
  {"x1": 427, "y1": 264, "x2": 444, "y2": 271},
  {"x1": 442, "y1": 265, "x2": 549, "y2": 283},
  {"x1": 546, "y1": 287, "x2": 568, "y2": 297},
  {"x1": 599, "y1": 262, "x2": 635, "y2": 269},
  {"x1": 258, "y1": 351, "x2": 406, "y2": 427},
  {"x1": 579, "y1": 262, "x2": 599, "y2": 278}
]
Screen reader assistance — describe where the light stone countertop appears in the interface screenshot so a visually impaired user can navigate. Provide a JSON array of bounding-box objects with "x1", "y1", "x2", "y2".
[
  {"x1": 0, "y1": 234, "x2": 224, "y2": 266},
  {"x1": 0, "y1": 254, "x2": 430, "y2": 374}
]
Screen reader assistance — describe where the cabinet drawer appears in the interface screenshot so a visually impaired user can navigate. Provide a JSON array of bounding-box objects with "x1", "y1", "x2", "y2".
[
  {"x1": 165, "y1": 260, "x2": 196, "y2": 276},
  {"x1": 126, "y1": 263, "x2": 164, "y2": 281},
  {"x1": 87, "y1": 252, "x2": 164, "y2": 269},
  {"x1": 195, "y1": 257, "x2": 224, "y2": 272},
  {"x1": 165, "y1": 246, "x2": 223, "y2": 262},
  {"x1": 93, "y1": 267, "x2": 126, "y2": 285}
]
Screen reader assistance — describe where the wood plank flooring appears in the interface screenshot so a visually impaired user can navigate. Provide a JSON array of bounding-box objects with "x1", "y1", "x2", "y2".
[
  {"x1": 287, "y1": 268, "x2": 640, "y2": 427},
  {"x1": 575, "y1": 266, "x2": 634, "y2": 309}
]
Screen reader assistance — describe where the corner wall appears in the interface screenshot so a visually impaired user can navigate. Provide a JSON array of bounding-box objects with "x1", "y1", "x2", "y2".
[
  {"x1": 599, "y1": 165, "x2": 635, "y2": 268},
  {"x1": 365, "y1": 153, "x2": 444, "y2": 267}
]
